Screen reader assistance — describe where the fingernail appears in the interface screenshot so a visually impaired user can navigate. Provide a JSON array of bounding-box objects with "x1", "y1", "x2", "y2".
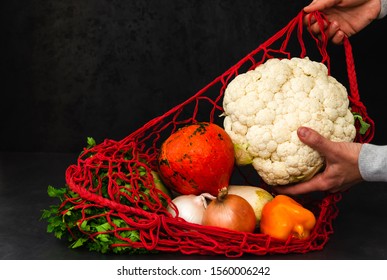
[{"x1": 298, "y1": 127, "x2": 309, "y2": 137}]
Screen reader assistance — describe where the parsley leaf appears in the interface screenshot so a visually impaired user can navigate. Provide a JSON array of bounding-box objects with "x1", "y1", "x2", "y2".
[{"x1": 41, "y1": 137, "x2": 170, "y2": 255}]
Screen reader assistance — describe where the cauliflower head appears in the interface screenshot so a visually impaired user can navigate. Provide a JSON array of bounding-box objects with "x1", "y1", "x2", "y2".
[{"x1": 222, "y1": 57, "x2": 356, "y2": 186}]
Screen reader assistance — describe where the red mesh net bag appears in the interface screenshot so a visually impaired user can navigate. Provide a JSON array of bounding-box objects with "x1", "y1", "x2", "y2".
[{"x1": 59, "y1": 10, "x2": 374, "y2": 256}]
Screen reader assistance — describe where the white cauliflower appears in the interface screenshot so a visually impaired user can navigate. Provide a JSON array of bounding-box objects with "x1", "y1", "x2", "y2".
[{"x1": 222, "y1": 57, "x2": 356, "y2": 186}]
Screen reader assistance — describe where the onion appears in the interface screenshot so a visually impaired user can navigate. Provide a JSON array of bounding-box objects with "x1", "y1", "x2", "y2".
[
  {"x1": 167, "y1": 193, "x2": 215, "y2": 225},
  {"x1": 202, "y1": 187, "x2": 256, "y2": 233},
  {"x1": 227, "y1": 185, "x2": 273, "y2": 227}
]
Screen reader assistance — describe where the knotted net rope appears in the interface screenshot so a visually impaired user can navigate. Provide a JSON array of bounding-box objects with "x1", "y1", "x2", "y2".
[{"x1": 61, "y1": 10, "x2": 374, "y2": 257}]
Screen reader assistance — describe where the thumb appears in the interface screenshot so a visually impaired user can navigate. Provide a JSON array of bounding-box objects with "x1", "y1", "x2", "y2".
[
  {"x1": 304, "y1": 0, "x2": 336, "y2": 13},
  {"x1": 303, "y1": 0, "x2": 321, "y2": 13},
  {"x1": 297, "y1": 126, "x2": 332, "y2": 155}
]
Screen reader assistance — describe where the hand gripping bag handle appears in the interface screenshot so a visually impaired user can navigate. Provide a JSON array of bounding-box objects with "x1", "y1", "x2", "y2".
[{"x1": 303, "y1": 10, "x2": 375, "y2": 143}]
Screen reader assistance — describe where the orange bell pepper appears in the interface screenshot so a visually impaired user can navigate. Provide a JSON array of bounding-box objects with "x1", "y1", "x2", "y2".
[{"x1": 260, "y1": 194, "x2": 316, "y2": 241}]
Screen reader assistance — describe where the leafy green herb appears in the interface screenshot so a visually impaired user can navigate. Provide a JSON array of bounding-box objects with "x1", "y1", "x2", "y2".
[
  {"x1": 41, "y1": 184, "x2": 151, "y2": 254},
  {"x1": 40, "y1": 137, "x2": 170, "y2": 255},
  {"x1": 353, "y1": 112, "x2": 371, "y2": 135},
  {"x1": 86, "y1": 137, "x2": 96, "y2": 148}
]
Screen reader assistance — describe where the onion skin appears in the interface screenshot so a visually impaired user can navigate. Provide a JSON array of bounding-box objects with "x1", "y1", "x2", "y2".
[
  {"x1": 202, "y1": 187, "x2": 256, "y2": 233},
  {"x1": 167, "y1": 193, "x2": 215, "y2": 225},
  {"x1": 167, "y1": 194, "x2": 208, "y2": 225},
  {"x1": 227, "y1": 185, "x2": 273, "y2": 227}
]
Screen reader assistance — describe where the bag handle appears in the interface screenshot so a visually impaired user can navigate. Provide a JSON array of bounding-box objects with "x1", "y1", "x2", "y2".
[{"x1": 303, "y1": 10, "x2": 375, "y2": 143}]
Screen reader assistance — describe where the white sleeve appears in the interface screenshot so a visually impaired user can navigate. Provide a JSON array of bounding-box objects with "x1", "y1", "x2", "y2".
[
  {"x1": 359, "y1": 144, "x2": 387, "y2": 182},
  {"x1": 378, "y1": 0, "x2": 387, "y2": 19}
]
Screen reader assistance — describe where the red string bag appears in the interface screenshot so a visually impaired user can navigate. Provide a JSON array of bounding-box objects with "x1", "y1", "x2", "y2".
[{"x1": 63, "y1": 10, "x2": 374, "y2": 257}]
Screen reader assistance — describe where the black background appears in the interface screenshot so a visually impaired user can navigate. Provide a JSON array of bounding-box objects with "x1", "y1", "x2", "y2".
[
  {"x1": 2, "y1": 0, "x2": 387, "y2": 153},
  {"x1": 1, "y1": 0, "x2": 387, "y2": 261}
]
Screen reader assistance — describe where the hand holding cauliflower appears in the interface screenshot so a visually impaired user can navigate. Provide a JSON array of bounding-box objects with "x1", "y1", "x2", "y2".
[{"x1": 222, "y1": 57, "x2": 356, "y2": 186}]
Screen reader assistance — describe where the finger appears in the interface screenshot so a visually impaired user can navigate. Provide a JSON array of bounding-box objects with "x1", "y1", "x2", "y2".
[
  {"x1": 308, "y1": 21, "x2": 329, "y2": 35},
  {"x1": 304, "y1": 0, "x2": 339, "y2": 13},
  {"x1": 297, "y1": 127, "x2": 333, "y2": 156},
  {"x1": 330, "y1": 30, "x2": 347, "y2": 45},
  {"x1": 326, "y1": 21, "x2": 340, "y2": 38},
  {"x1": 316, "y1": 21, "x2": 340, "y2": 42},
  {"x1": 303, "y1": 14, "x2": 317, "y2": 26},
  {"x1": 273, "y1": 173, "x2": 329, "y2": 195}
]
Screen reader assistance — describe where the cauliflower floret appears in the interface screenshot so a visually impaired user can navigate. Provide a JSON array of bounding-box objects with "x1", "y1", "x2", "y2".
[{"x1": 222, "y1": 57, "x2": 356, "y2": 186}]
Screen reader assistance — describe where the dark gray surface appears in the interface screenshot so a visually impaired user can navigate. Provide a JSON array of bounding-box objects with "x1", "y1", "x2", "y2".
[{"x1": 1, "y1": 151, "x2": 386, "y2": 260}]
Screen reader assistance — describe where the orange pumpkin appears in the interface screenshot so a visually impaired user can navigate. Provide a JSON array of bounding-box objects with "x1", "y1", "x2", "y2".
[{"x1": 158, "y1": 122, "x2": 235, "y2": 196}]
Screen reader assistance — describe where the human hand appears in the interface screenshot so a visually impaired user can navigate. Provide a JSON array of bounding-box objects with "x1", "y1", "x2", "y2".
[
  {"x1": 272, "y1": 127, "x2": 363, "y2": 195},
  {"x1": 303, "y1": 0, "x2": 381, "y2": 44}
]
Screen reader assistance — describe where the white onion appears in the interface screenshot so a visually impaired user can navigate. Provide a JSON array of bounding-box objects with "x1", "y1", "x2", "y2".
[{"x1": 167, "y1": 193, "x2": 215, "y2": 225}]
